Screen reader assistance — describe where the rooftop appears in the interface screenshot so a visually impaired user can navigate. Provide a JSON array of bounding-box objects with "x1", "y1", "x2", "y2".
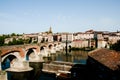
[{"x1": 88, "y1": 48, "x2": 120, "y2": 70}]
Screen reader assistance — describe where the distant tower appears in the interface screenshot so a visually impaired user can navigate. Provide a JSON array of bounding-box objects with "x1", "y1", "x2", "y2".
[{"x1": 49, "y1": 26, "x2": 52, "y2": 33}]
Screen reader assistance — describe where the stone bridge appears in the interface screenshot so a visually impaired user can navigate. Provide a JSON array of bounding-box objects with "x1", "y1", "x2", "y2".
[{"x1": 0, "y1": 42, "x2": 64, "y2": 64}]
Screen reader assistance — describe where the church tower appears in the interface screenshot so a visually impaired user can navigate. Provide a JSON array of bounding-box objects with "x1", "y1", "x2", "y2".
[{"x1": 49, "y1": 26, "x2": 52, "y2": 33}]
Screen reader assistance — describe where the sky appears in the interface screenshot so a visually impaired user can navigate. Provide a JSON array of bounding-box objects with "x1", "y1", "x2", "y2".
[{"x1": 0, "y1": 0, "x2": 120, "y2": 34}]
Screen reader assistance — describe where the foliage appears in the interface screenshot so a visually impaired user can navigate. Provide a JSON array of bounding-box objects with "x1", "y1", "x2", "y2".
[
  {"x1": 71, "y1": 47, "x2": 95, "y2": 51},
  {"x1": 29, "y1": 37, "x2": 32, "y2": 43},
  {"x1": 0, "y1": 36, "x2": 5, "y2": 46},
  {"x1": 0, "y1": 34, "x2": 11, "y2": 46},
  {"x1": 0, "y1": 33, "x2": 23, "y2": 46},
  {"x1": 11, "y1": 33, "x2": 16, "y2": 36},
  {"x1": 2, "y1": 34, "x2": 10, "y2": 38},
  {"x1": 0, "y1": 33, "x2": 37, "y2": 46},
  {"x1": 16, "y1": 38, "x2": 24, "y2": 44},
  {"x1": 10, "y1": 33, "x2": 22, "y2": 37},
  {"x1": 110, "y1": 40, "x2": 120, "y2": 51},
  {"x1": 8, "y1": 38, "x2": 24, "y2": 45},
  {"x1": 33, "y1": 41, "x2": 37, "y2": 43},
  {"x1": 24, "y1": 39, "x2": 31, "y2": 44}
]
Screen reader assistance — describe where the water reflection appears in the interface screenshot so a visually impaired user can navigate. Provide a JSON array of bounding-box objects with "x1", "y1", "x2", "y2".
[{"x1": 50, "y1": 50, "x2": 88, "y2": 64}]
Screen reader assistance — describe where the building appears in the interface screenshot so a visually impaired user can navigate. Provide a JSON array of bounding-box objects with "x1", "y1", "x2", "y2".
[
  {"x1": 109, "y1": 33, "x2": 120, "y2": 44},
  {"x1": 38, "y1": 33, "x2": 43, "y2": 43},
  {"x1": 61, "y1": 33, "x2": 73, "y2": 42},
  {"x1": 53, "y1": 33, "x2": 62, "y2": 42},
  {"x1": 87, "y1": 48, "x2": 120, "y2": 80},
  {"x1": 4, "y1": 38, "x2": 13, "y2": 44},
  {"x1": 72, "y1": 40, "x2": 89, "y2": 48},
  {"x1": 23, "y1": 33, "x2": 38, "y2": 43},
  {"x1": 47, "y1": 34, "x2": 53, "y2": 42}
]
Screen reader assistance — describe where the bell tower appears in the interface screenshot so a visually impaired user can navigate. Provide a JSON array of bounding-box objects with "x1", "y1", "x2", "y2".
[{"x1": 49, "y1": 26, "x2": 52, "y2": 33}]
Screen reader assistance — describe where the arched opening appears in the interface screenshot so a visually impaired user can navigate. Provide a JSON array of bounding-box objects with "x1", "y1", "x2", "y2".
[
  {"x1": 40, "y1": 45, "x2": 46, "y2": 51},
  {"x1": 40, "y1": 45, "x2": 49, "y2": 57},
  {"x1": 26, "y1": 48, "x2": 34, "y2": 61},
  {"x1": 48, "y1": 44, "x2": 52, "y2": 49},
  {"x1": 2, "y1": 55, "x2": 17, "y2": 70},
  {"x1": 54, "y1": 44, "x2": 57, "y2": 47},
  {"x1": 40, "y1": 46, "x2": 44, "y2": 51}
]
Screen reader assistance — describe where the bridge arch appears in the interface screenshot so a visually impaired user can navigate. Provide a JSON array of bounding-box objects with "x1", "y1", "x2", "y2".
[
  {"x1": 54, "y1": 43, "x2": 57, "y2": 47},
  {"x1": 25, "y1": 45, "x2": 40, "y2": 54},
  {"x1": 40, "y1": 45, "x2": 47, "y2": 51},
  {"x1": 2, "y1": 53, "x2": 18, "y2": 70},
  {"x1": 48, "y1": 44, "x2": 53, "y2": 49},
  {"x1": 25, "y1": 48, "x2": 36, "y2": 60},
  {"x1": 1, "y1": 48, "x2": 25, "y2": 59},
  {"x1": 2, "y1": 55, "x2": 17, "y2": 63},
  {"x1": 2, "y1": 50, "x2": 23, "y2": 62},
  {"x1": 24, "y1": 45, "x2": 43, "y2": 61}
]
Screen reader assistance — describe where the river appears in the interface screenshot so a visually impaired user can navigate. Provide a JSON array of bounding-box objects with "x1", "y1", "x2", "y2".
[{"x1": 3, "y1": 50, "x2": 88, "y2": 80}]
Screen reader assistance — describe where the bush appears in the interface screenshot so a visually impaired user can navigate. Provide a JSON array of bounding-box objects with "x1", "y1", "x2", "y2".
[{"x1": 110, "y1": 40, "x2": 120, "y2": 51}]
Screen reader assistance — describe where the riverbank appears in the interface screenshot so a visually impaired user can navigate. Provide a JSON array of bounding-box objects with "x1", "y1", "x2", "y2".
[{"x1": 70, "y1": 47, "x2": 95, "y2": 51}]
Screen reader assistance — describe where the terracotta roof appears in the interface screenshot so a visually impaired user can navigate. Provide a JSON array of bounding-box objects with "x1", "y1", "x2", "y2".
[{"x1": 88, "y1": 48, "x2": 120, "y2": 70}]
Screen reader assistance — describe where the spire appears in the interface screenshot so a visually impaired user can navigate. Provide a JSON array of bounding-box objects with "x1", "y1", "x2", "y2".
[{"x1": 49, "y1": 26, "x2": 52, "y2": 33}]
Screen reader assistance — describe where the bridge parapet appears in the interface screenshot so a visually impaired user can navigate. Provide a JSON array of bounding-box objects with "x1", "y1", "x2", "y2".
[
  {"x1": 0, "y1": 47, "x2": 24, "y2": 58},
  {"x1": 0, "y1": 42, "x2": 63, "y2": 61}
]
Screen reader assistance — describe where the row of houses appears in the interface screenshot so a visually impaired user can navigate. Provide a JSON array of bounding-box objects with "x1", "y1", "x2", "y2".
[
  {"x1": 61, "y1": 30, "x2": 120, "y2": 48},
  {"x1": 4, "y1": 28, "x2": 120, "y2": 48}
]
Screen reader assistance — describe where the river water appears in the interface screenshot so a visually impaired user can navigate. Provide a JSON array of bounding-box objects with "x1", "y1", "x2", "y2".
[
  {"x1": 50, "y1": 50, "x2": 88, "y2": 64},
  {"x1": 3, "y1": 50, "x2": 88, "y2": 80}
]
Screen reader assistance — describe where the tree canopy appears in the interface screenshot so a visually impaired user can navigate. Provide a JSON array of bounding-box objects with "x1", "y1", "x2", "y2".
[
  {"x1": 110, "y1": 40, "x2": 120, "y2": 51},
  {"x1": 0, "y1": 36, "x2": 5, "y2": 46}
]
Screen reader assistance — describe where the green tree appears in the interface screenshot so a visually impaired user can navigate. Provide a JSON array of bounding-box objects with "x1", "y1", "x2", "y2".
[
  {"x1": 29, "y1": 37, "x2": 32, "y2": 43},
  {"x1": 33, "y1": 41, "x2": 37, "y2": 43},
  {"x1": 0, "y1": 36, "x2": 5, "y2": 46},
  {"x1": 24, "y1": 39, "x2": 30, "y2": 44},
  {"x1": 11, "y1": 33, "x2": 16, "y2": 36},
  {"x1": 16, "y1": 38, "x2": 24, "y2": 45},
  {"x1": 110, "y1": 40, "x2": 120, "y2": 51},
  {"x1": 12, "y1": 38, "x2": 17, "y2": 45},
  {"x1": 8, "y1": 41, "x2": 13, "y2": 45}
]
